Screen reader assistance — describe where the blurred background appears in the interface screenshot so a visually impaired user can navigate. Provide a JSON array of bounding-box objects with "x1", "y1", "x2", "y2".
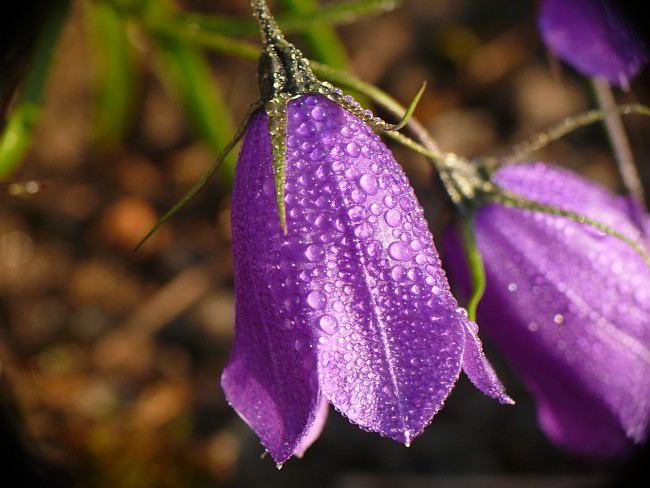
[{"x1": 1, "y1": 0, "x2": 649, "y2": 487}]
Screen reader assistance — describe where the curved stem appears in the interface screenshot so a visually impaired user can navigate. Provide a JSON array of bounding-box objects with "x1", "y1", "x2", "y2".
[
  {"x1": 592, "y1": 78, "x2": 646, "y2": 214},
  {"x1": 487, "y1": 191, "x2": 650, "y2": 267},
  {"x1": 462, "y1": 215, "x2": 486, "y2": 322},
  {"x1": 502, "y1": 104, "x2": 650, "y2": 165}
]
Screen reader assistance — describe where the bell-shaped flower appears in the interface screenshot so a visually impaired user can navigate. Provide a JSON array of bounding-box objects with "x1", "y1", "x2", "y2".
[
  {"x1": 538, "y1": 0, "x2": 648, "y2": 87},
  {"x1": 223, "y1": 94, "x2": 512, "y2": 466},
  {"x1": 444, "y1": 162, "x2": 650, "y2": 456}
]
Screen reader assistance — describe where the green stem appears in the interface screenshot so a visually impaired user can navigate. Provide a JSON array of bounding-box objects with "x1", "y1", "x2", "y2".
[
  {"x1": 0, "y1": 0, "x2": 71, "y2": 178},
  {"x1": 592, "y1": 77, "x2": 646, "y2": 213},
  {"x1": 461, "y1": 215, "x2": 486, "y2": 322}
]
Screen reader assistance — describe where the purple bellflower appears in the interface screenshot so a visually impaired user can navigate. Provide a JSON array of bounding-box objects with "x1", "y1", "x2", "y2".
[
  {"x1": 538, "y1": 0, "x2": 648, "y2": 87},
  {"x1": 444, "y1": 162, "x2": 650, "y2": 456},
  {"x1": 221, "y1": 0, "x2": 512, "y2": 466},
  {"x1": 224, "y1": 94, "x2": 513, "y2": 466}
]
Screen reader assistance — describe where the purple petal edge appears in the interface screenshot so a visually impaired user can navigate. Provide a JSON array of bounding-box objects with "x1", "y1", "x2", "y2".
[{"x1": 462, "y1": 320, "x2": 514, "y2": 405}]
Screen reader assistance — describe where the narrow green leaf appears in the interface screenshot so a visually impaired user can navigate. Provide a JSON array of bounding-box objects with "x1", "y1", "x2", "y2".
[
  {"x1": 85, "y1": 0, "x2": 139, "y2": 149},
  {"x1": 0, "y1": 0, "x2": 71, "y2": 178}
]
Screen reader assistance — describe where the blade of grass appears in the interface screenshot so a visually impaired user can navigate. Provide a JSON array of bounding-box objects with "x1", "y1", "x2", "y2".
[
  {"x1": 85, "y1": 0, "x2": 139, "y2": 150},
  {"x1": 0, "y1": 0, "x2": 71, "y2": 178}
]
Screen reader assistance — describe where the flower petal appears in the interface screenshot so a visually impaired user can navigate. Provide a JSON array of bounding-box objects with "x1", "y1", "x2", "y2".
[
  {"x1": 446, "y1": 162, "x2": 650, "y2": 455},
  {"x1": 294, "y1": 395, "x2": 329, "y2": 458},
  {"x1": 283, "y1": 95, "x2": 469, "y2": 445},
  {"x1": 222, "y1": 111, "x2": 322, "y2": 466},
  {"x1": 461, "y1": 320, "x2": 514, "y2": 405},
  {"x1": 538, "y1": 0, "x2": 648, "y2": 86}
]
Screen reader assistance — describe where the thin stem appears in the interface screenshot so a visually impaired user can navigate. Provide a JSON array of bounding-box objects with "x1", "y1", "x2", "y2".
[
  {"x1": 502, "y1": 104, "x2": 650, "y2": 165},
  {"x1": 592, "y1": 77, "x2": 646, "y2": 210},
  {"x1": 488, "y1": 191, "x2": 650, "y2": 267},
  {"x1": 134, "y1": 100, "x2": 263, "y2": 250},
  {"x1": 462, "y1": 215, "x2": 486, "y2": 322}
]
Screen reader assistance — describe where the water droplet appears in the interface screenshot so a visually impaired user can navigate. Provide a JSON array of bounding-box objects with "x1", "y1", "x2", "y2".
[
  {"x1": 297, "y1": 122, "x2": 315, "y2": 137},
  {"x1": 310, "y1": 147, "x2": 326, "y2": 161},
  {"x1": 507, "y1": 282, "x2": 517, "y2": 292},
  {"x1": 384, "y1": 195, "x2": 395, "y2": 208},
  {"x1": 359, "y1": 174, "x2": 378, "y2": 195},
  {"x1": 410, "y1": 240, "x2": 422, "y2": 252},
  {"x1": 305, "y1": 244, "x2": 325, "y2": 262},
  {"x1": 354, "y1": 223, "x2": 373, "y2": 239},
  {"x1": 348, "y1": 205, "x2": 364, "y2": 222},
  {"x1": 391, "y1": 265, "x2": 406, "y2": 282},
  {"x1": 554, "y1": 314, "x2": 564, "y2": 324},
  {"x1": 351, "y1": 188, "x2": 366, "y2": 203},
  {"x1": 366, "y1": 240, "x2": 382, "y2": 257},
  {"x1": 528, "y1": 322, "x2": 539, "y2": 332},
  {"x1": 319, "y1": 315, "x2": 338, "y2": 334},
  {"x1": 307, "y1": 291, "x2": 327, "y2": 310},
  {"x1": 345, "y1": 142, "x2": 360, "y2": 157},
  {"x1": 384, "y1": 208, "x2": 401, "y2": 227},
  {"x1": 388, "y1": 241, "x2": 411, "y2": 261},
  {"x1": 311, "y1": 106, "x2": 327, "y2": 121},
  {"x1": 370, "y1": 203, "x2": 382, "y2": 216},
  {"x1": 321, "y1": 130, "x2": 336, "y2": 146}
]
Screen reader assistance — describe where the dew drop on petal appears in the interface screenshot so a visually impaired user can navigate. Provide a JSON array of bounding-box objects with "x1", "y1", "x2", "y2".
[
  {"x1": 307, "y1": 291, "x2": 327, "y2": 310},
  {"x1": 305, "y1": 244, "x2": 325, "y2": 262},
  {"x1": 359, "y1": 174, "x2": 379, "y2": 195},
  {"x1": 346, "y1": 142, "x2": 360, "y2": 157},
  {"x1": 385, "y1": 208, "x2": 401, "y2": 227},
  {"x1": 319, "y1": 315, "x2": 338, "y2": 334},
  {"x1": 391, "y1": 265, "x2": 406, "y2": 282},
  {"x1": 311, "y1": 106, "x2": 327, "y2": 121},
  {"x1": 388, "y1": 241, "x2": 411, "y2": 261},
  {"x1": 354, "y1": 223, "x2": 374, "y2": 239},
  {"x1": 366, "y1": 240, "x2": 382, "y2": 257}
]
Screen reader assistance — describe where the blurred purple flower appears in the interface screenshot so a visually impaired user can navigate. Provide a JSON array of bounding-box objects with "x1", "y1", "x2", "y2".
[
  {"x1": 538, "y1": 0, "x2": 648, "y2": 87},
  {"x1": 445, "y1": 162, "x2": 650, "y2": 456},
  {"x1": 222, "y1": 94, "x2": 512, "y2": 466}
]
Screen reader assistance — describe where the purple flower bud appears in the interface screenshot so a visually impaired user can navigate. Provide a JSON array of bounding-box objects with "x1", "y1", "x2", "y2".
[
  {"x1": 538, "y1": 0, "x2": 648, "y2": 87},
  {"x1": 444, "y1": 162, "x2": 650, "y2": 456},
  {"x1": 223, "y1": 94, "x2": 512, "y2": 465}
]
